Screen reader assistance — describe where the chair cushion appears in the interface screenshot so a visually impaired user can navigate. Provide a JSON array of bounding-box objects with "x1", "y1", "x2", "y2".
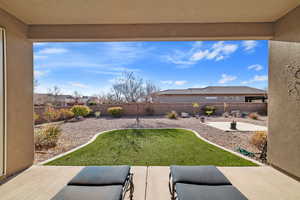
[
  {"x1": 68, "y1": 166, "x2": 130, "y2": 186},
  {"x1": 176, "y1": 183, "x2": 248, "y2": 200},
  {"x1": 51, "y1": 185, "x2": 123, "y2": 200},
  {"x1": 170, "y1": 166, "x2": 231, "y2": 185}
]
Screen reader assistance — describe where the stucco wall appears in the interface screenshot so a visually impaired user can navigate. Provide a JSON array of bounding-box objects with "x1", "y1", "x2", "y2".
[
  {"x1": 269, "y1": 5, "x2": 300, "y2": 179},
  {"x1": 154, "y1": 95, "x2": 246, "y2": 103},
  {"x1": 0, "y1": 8, "x2": 33, "y2": 177}
]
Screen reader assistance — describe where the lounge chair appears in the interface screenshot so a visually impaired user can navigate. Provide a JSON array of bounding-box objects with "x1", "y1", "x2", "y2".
[
  {"x1": 169, "y1": 165, "x2": 247, "y2": 200},
  {"x1": 51, "y1": 165, "x2": 134, "y2": 200}
]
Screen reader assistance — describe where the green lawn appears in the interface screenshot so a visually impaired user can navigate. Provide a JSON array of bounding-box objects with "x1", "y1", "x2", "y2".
[{"x1": 46, "y1": 129, "x2": 257, "y2": 166}]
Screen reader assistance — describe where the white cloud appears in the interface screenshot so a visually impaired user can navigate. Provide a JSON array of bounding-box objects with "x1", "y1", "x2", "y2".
[
  {"x1": 34, "y1": 55, "x2": 48, "y2": 60},
  {"x1": 253, "y1": 75, "x2": 268, "y2": 81},
  {"x1": 242, "y1": 40, "x2": 258, "y2": 52},
  {"x1": 161, "y1": 80, "x2": 188, "y2": 86},
  {"x1": 164, "y1": 41, "x2": 238, "y2": 68},
  {"x1": 174, "y1": 81, "x2": 187, "y2": 86},
  {"x1": 248, "y1": 64, "x2": 263, "y2": 71},
  {"x1": 190, "y1": 50, "x2": 209, "y2": 61},
  {"x1": 218, "y1": 74, "x2": 237, "y2": 84},
  {"x1": 161, "y1": 80, "x2": 173, "y2": 85},
  {"x1": 34, "y1": 70, "x2": 48, "y2": 78},
  {"x1": 68, "y1": 82, "x2": 89, "y2": 88},
  {"x1": 33, "y1": 42, "x2": 49, "y2": 47},
  {"x1": 241, "y1": 75, "x2": 268, "y2": 84},
  {"x1": 37, "y1": 47, "x2": 68, "y2": 55}
]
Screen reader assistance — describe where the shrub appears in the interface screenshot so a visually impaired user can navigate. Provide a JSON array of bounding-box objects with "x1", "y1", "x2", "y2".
[
  {"x1": 145, "y1": 106, "x2": 155, "y2": 116},
  {"x1": 192, "y1": 102, "x2": 200, "y2": 116},
  {"x1": 34, "y1": 125, "x2": 61, "y2": 150},
  {"x1": 94, "y1": 111, "x2": 101, "y2": 118},
  {"x1": 34, "y1": 112, "x2": 40, "y2": 123},
  {"x1": 249, "y1": 112, "x2": 259, "y2": 120},
  {"x1": 43, "y1": 106, "x2": 60, "y2": 122},
  {"x1": 59, "y1": 109, "x2": 74, "y2": 121},
  {"x1": 71, "y1": 105, "x2": 91, "y2": 118},
  {"x1": 203, "y1": 106, "x2": 216, "y2": 116},
  {"x1": 166, "y1": 111, "x2": 178, "y2": 119},
  {"x1": 251, "y1": 131, "x2": 267, "y2": 151},
  {"x1": 107, "y1": 107, "x2": 123, "y2": 118}
]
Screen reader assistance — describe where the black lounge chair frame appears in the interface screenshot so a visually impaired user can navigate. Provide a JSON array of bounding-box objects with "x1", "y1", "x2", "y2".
[
  {"x1": 123, "y1": 172, "x2": 134, "y2": 200},
  {"x1": 169, "y1": 172, "x2": 177, "y2": 200}
]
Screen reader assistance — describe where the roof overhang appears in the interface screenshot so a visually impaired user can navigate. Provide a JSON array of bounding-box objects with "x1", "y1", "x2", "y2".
[
  {"x1": 0, "y1": 0, "x2": 299, "y2": 25},
  {"x1": 0, "y1": 1, "x2": 299, "y2": 41}
]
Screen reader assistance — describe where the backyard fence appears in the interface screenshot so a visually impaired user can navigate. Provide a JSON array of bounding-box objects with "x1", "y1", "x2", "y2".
[{"x1": 35, "y1": 102, "x2": 267, "y2": 119}]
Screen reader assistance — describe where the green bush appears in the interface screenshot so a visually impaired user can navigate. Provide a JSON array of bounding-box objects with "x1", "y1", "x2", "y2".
[
  {"x1": 59, "y1": 109, "x2": 74, "y2": 120},
  {"x1": 43, "y1": 106, "x2": 61, "y2": 122},
  {"x1": 71, "y1": 105, "x2": 91, "y2": 118},
  {"x1": 107, "y1": 107, "x2": 123, "y2": 117},
  {"x1": 166, "y1": 111, "x2": 178, "y2": 119},
  {"x1": 203, "y1": 106, "x2": 216, "y2": 116},
  {"x1": 34, "y1": 125, "x2": 61, "y2": 150}
]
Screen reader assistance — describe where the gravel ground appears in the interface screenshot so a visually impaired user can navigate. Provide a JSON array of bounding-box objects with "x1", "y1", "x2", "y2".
[{"x1": 34, "y1": 116, "x2": 267, "y2": 164}]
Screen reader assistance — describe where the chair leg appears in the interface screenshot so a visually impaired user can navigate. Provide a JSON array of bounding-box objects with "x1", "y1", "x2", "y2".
[
  {"x1": 168, "y1": 172, "x2": 175, "y2": 200},
  {"x1": 129, "y1": 173, "x2": 134, "y2": 200}
]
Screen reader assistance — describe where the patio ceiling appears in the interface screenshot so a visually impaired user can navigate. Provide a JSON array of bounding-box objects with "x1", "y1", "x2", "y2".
[{"x1": 0, "y1": 0, "x2": 299, "y2": 25}]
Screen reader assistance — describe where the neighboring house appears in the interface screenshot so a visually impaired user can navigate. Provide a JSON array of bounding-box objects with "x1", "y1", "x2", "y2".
[
  {"x1": 34, "y1": 93, "x2": 101, "y2": 106},
  {"x1": 154, "y1": 86, "x2": 267, "y2": 103},
  {"x1": 34, "y1": 93, "x2": 75, "y2": 106}
]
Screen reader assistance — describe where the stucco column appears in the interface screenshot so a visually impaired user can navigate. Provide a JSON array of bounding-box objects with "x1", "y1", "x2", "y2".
[
  {"x1": 0, "y1": 8, "x2": 33, "y2": 177},
  {"x1": 268, "y1": 5, "x2": 300, "y2": 180}
]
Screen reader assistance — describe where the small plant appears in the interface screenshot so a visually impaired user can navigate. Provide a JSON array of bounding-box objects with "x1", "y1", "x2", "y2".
[
  {"x1": 249, "y1": 112, "x2": 259, "y2": 120},
  {"x1": 43, "y1": 106, "x2": 60, "y2": 122},
  {"x1": 166, "y1": 111, "x2": 178, "y2": 119},
  {"x1": 59, "y1": 109, "x2": 74, "y2": 121},
  {"x1": 71, "y1": 105, "x2": 91, "y2": 119},
  {"x1": 251, "y1": 131, "x2": 267, "y2": 151},
  {"x1": 230, "y1": 120, "x2": 237, "y2": 130},
  {"x1": 200, "y1": 116, "x2": 205, "y2": 123},
  {"x1": 192, "y1": 102, "x2": 200, "y2": 116},
  {"x1": 34, "y1": 112, "x2": 40, "y2": 123},
  {"x1": 34, "y1": 125, "x2": 61, "y2": 150},
  {"x1": 145, "y1": 106, "x2": 155, "y2": 116},
  {"x1": 94, "y1": 111, "x2": 101, "y2": 118},
  {"x1": 107, "y1": 107, "x2": 123, "y2": 118},
  {"x1": 203, "y1": 106, "x2": 216, "y2": 116}
]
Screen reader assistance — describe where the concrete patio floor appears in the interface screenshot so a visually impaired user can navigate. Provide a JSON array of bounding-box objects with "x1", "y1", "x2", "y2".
[{"x1": 0, "y1": 166, "x2": 299, "y2": 200}]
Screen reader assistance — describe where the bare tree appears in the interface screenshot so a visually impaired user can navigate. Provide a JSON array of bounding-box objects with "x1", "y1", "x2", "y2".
[
  {"x1": 111, "y1": 72, "x2": 159, "y2": 127},
  {"x1": 145, "y1": 81, "x2": 160, "y2": 103},
  {"x1": 48, "y1": 86, "x2": 61, "y2": 106},
  {"x1": 73, "y1": 91, "x2": 82, "y2": 104}
]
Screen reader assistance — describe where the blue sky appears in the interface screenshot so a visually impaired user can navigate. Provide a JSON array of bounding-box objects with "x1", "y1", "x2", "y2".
[{"x1": 34, "y1": 40, "x2": 269, "y2": 95}]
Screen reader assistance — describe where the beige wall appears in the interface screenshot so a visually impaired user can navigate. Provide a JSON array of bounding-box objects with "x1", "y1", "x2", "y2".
[
  {"x1": 154, "y1": 95, "x2": 247, "y2": 103},
  {"x1": 269, "y1": 5, "x2": 300, "y2": 179},
  {"x1": 0, "y1": 8, "x2": 33, "y2": 177},
  {"x1": 27, "y1": 23, "x2": 273, "y2": 42}
]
